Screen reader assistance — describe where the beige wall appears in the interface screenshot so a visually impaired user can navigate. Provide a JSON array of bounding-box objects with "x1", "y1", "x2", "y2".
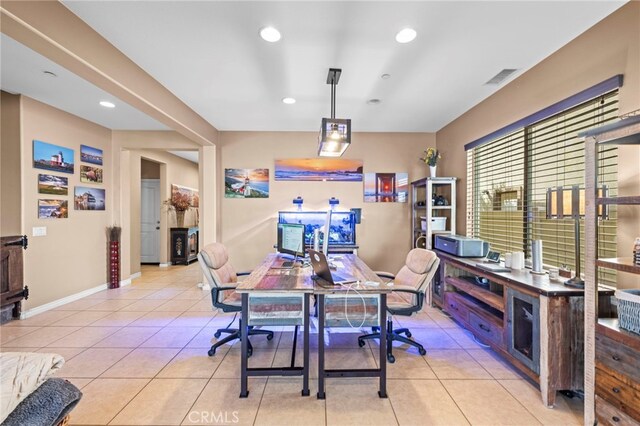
[
  {"x1": 127, "y1": 150, "x2": 199, "y2": 272},
  {"x1": 435, "y1": 2, "x2": 640, "y2": 287},
  {"x1": 1, "y1": 91, "x2": 22, "y2": 235},
  {"x1": 20, "y1": 96, "x2": 113, "y2": 309},
  {"x1": 218, "y1": 131, "x2": 436, "y2": 273},
  {"x1": 437, "y1": 2, "x2": 639, "y2": 232}
]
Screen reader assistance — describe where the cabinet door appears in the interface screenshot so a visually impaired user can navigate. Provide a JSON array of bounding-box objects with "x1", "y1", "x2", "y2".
[{"x1": 506, "y1": 287, "x2": 540, "y2": 374}]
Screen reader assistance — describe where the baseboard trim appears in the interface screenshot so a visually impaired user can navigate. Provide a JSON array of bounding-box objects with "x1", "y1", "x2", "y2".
[
  {"x1": 158, "y1": 263, "x2": 171, "y2": 268},
  {"x1": 130, "y1": 272, "x2": 142, "y2": 280},
  {"x1": 20, "y1": 273, "x2": 139, "y2": 319}
]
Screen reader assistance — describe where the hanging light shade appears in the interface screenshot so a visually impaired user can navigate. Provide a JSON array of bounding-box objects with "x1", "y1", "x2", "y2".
[{"x1": 318, "y1": 68, "x2": 351, "y2": 157}]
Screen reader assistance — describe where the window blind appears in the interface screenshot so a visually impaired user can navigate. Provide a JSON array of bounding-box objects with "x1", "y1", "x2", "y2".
[{"x1": 467, "y1": 90, "x2": 619, "y2": 284}]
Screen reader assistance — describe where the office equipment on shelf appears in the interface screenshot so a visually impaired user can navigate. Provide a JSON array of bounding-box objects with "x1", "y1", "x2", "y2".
[
  {"x1": 582, "y1": 116, "x2": 640, "y2": 425},
  {"x1": 411, "y1": 177, "x2": 457, "y2": 249},
  {"x1": 434, "y1": 234, "x2": 489, "y2": 257},
  {"x1": 277, "y1": 223, "x2": 306, "y2": 267},
  {"x1": 308, "y1": 250, "x2": 356, "y2": 286},
  {"x1": 486, "y1": 250, "x2": 500, "y2": 263},
  {"x1": 197, "y1": 243, "x2": 274, "y2": 357},
  {"x1": 358, "y1": 248, "x2": 440, "y2": 363},
  {"x1": 475, "y1": 262, "x2": 511, "y2": 273},
  {"x1": 433, "y1": 250, "x2": 615, "y2": 407}
]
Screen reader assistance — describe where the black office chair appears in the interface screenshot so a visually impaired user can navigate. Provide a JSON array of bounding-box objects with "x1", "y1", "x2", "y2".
[
  {"x1": 198, "y1": 242, "x2": 274, "y2": 357},
  {"x1": 358, "y1": 248, "x2": 440, "y2": 363}
]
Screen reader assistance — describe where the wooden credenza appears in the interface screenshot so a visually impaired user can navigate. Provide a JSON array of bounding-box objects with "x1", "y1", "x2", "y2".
[
  {"x1": 1, "y1": 235, "x2": 29, "y2": 322},
  {"x1": 595, "y1": 319, "x2": 640, "y2": 426},
  {"x1": 170, "y1": 227, "x2": 199, "y2": 265},
  {"x1": 434, "y1": 250, "x2": 613, "y2": 407}
]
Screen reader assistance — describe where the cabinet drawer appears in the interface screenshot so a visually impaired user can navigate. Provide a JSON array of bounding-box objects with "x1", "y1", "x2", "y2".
[
  {"x1": 596, "y1": 367, "x2": 640, "y2": 420},
  {"x1": 596, "y1": 333, "x2": 640, "y2": 384},
  {"x1": 468, "y1": 311, "x2": 503, "y2": 346},
  {"x1": 444, "y1": 291, "x2": 469, "y2": 324},
  {"x1": 596, "y1": 395, "x2": 640, "y2": 426}
]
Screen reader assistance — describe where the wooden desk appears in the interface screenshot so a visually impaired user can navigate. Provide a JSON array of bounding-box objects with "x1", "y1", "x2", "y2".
[
  {"x1": 235, "y1": 253, "x2": 392, "y2": 399},
  {"x1": 313, "y1": 255, "x2": 392, "y2": 399},
  {"x1": 434, "y1": 250, "x2": 614, "y2": 407},
  {"x1": 236, "y1": 254, "x2": 313, "y2": 398}
]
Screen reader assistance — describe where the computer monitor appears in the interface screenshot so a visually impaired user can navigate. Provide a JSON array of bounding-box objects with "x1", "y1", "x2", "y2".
[{"x1": 277, "y1": 223, "x2": 306, "y2": 259}]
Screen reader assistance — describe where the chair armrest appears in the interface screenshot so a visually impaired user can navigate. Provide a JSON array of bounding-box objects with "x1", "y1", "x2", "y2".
[
  {"x1": 237, "y1": 271, "x2": 252, "y2": 277},
  {"x1": 374, "y1": 271, "x2": 395, "y2": 280},
  {"x1": 391, "y1": 285, "x2": 421, "y2": 294}
]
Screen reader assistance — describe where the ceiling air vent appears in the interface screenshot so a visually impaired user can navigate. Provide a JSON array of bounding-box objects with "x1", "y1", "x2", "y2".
[{"x1": 485, "y1": 69, "x2": 518, "y2": 85}]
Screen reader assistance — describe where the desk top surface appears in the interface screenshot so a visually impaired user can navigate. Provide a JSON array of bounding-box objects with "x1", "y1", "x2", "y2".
[
  {"x1": 436, "y1": 250, "x2": 614, "y2": 297},
  {"x1": 235, "y1": 253, "x2": 392, "y2": 294}
]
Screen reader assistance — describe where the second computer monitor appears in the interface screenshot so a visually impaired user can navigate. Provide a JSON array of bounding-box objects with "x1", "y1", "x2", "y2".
[{"x1": 277, "y1": 223, "x2": 305, "y2": 258}]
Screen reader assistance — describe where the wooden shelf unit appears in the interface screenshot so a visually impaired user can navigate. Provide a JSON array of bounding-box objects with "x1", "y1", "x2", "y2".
[
  {"x1": 584, "y1": 116, "x2": 640, "y2": 425},
  {"x1": 410, "y1": 177, "x2": 457, "y2": 250}
]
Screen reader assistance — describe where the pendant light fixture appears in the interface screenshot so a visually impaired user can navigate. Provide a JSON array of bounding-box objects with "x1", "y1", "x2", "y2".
[{"x1": 318, "y1": 68, "x2": 351, "y2": 157}]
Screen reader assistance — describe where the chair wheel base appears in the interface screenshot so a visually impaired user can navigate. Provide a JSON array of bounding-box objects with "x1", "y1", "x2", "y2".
[
  {"x1": 418, "y1": 347, "x2": 427, "y2": 356},
  {"x1": 266, "y1": 334, "x2": 274, "y2": 341},
  {"x1": 358, "y1": 339, "x2": 366, "y2": 347},
  {"x1": 214, "y1": 331, "x2": 221, "y2": 338},
  {"x1": 405, "y1": 331, "x2": 412, "y2": 338},
  {"x1": 208, "y1": 348, "x2": 216, "y2": 356},
  {"x1": 387, "y1": 354, "x2": 395, "y2": 363}
]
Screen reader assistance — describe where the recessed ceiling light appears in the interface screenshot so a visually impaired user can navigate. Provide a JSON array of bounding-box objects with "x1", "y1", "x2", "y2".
[
  {"x1": 381, "y1": 74, "x2": 391, "y2": 80},
  {"x1": 260, "y1": 27, "x2": 281, "y2": 42},
  {"x1": 395, "y1": 28, "x2": 417, "y2": 44},
  {"x1": 43, "y1": 70, "x2": 57, "y2": 77},
  {"x1": 282, "y1": 97, "x2": 296, "y2": 104},
  {"x1": 367, "y1": 99, "x2": 381, "y2": 105},
  {"x1": 99, "y1": 101, "x2": 115, "y2": 108}
]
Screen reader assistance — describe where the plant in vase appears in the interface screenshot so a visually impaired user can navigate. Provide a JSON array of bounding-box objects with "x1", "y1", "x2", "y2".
[
  {"x1": 163, "y1": 191, "x2": 191, "y2": 228},
  {"x1": 420, "y1": 147, "x2": 441, "y2": 177}
]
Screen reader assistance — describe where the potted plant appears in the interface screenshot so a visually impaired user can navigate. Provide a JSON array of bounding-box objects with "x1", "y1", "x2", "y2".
[
  {"x1": 164, "y1": 191, "x2": 191, "y2": 228},
  {"x1": 420, "y1": 148, "x2": 441, "y2": 177}
]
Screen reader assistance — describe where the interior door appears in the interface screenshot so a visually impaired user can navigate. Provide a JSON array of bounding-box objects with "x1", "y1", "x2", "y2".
[{"x1": 141, "y1": 179, "x2": 160, "y2": 263}]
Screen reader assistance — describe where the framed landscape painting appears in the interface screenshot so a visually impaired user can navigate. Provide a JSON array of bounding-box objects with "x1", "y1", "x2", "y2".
[
  {"x1": 74, "y1": 186, "x2": 106, "y2": 210},
  {"x1": 171, "y1": 184, "x2": 199, "y2": 207},
  {"x1": 224, "y1": 168, "x2": 269, "y2": 198},
  {"x1": 80, "y1": 144, "x2": 103, "y2": 165},
  {"x1": 80, "y1": 165, "x2": 103, "y2": 183},
  {"x1": 274, "y1": 158, "x2": 363, "y2": 182},
  {"x1": 33, "y1": 140, "x2": 74, "y2": 174},
  {"x1": 364, "y1": 172, "x2": 409, "y2": 203},
  {"x1": 38, "y1": 200, "x2": 68, "y2": 219},
  {"x1": 38, "y1": 174, "x2": 68, "y2": 196}
]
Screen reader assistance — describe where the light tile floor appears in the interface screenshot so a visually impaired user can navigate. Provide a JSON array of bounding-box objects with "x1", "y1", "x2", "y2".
[{"x1": 0, "y1": 264, "x2": 585, "y2": 425}]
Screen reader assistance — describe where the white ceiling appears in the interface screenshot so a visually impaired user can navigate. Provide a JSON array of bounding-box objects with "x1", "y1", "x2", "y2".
[
  {"x1": 169, "y1": 150, "x2": 199, "y2": 163},
  {"x1": 62, "y1": 0, "x2": 626, "y2": 133},
  {"x1": 0, "y1": 34, "x2": 168, "y2": 131}
]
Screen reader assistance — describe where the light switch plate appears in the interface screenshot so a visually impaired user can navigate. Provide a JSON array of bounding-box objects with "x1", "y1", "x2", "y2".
[{"x1": 32, "y1": 226, "x2": 47, "y2": 237}]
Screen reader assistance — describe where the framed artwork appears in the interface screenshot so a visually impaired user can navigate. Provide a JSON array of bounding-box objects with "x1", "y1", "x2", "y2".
[
  {"x1": 33, "y1": 140, "x2": 74, "y2": 174},
  {"x1": 364, "y1": 172, "x2": 409, "y2": 203},
  {"x1": 38, "y1": 174, "x2": 68, "y2": 196},
  {"x1": 38, "y1": 199, "x2": 68, "y2": 219},
  {"x1": 80, "y1": 144, "x2": 103, "y2": 165},
  {"x1": 74, "y1": 186, "x2": 106, "y2": 210},
  {"x1": 224, "y1": 168, "x2": 269, "y2": 198},
  {"x1": 274, "y1": 158, "x2": 363, "y2": 181},
  {"x1": 171, "y1": 184, "x2": 199, "y2": 207},
  {"x1": 80, "y1": 165, "x2": 103, "y2": 183}
]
